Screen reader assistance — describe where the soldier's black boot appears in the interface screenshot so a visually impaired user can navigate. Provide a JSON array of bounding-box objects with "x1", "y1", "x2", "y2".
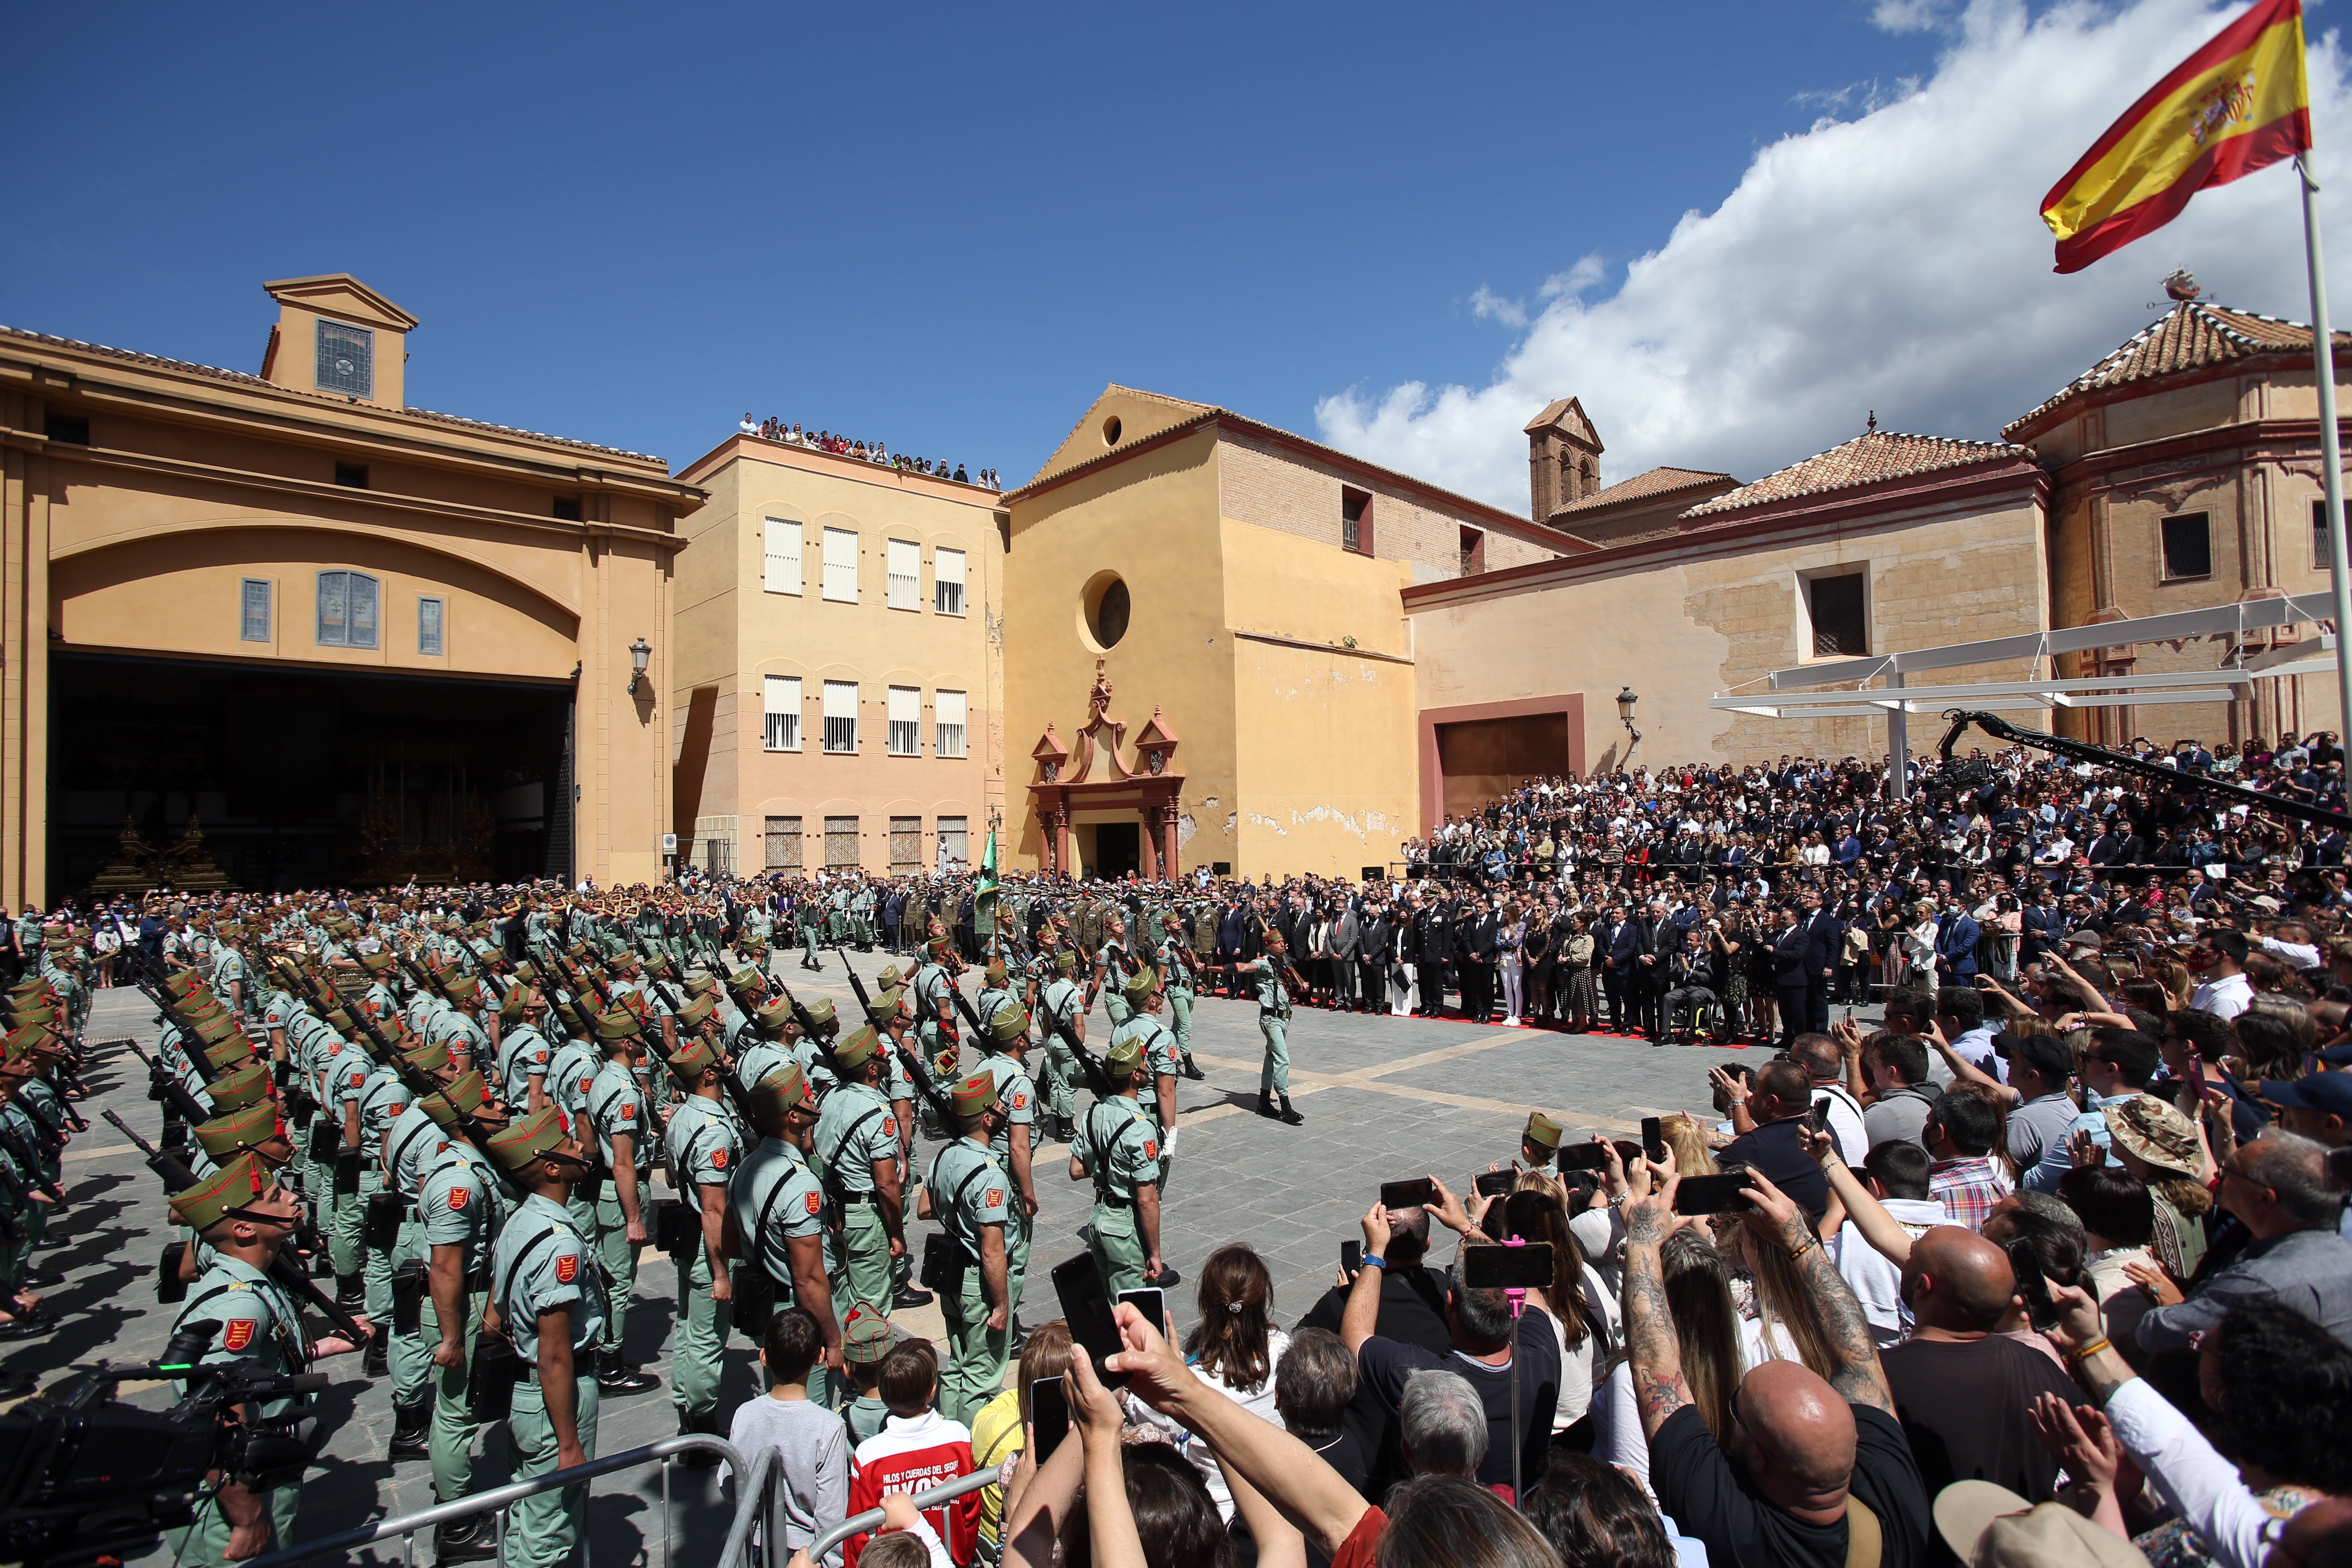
[
  {"x1": 1255, "y1": 1093, "x2": 1279, "y2": 1121},
  {"x1": 434, "y1": 1513, "x2": 499, "y2": 1565},
  {"x1": 597, "y1": 1346, "x2": 659, "y2": 1396},
  {"x1": 1277, "y1": 1094, "x2": 1304, "y2": 1126},
  {"x1": 335, "y1": 1272, "x2": 365, "y2": 1310},
  {"x1": 1181, "y1": 1054, "x2": 1204, "y2": 1081},
  {"x1": 390, "y1": 1397, "x2": 431, "y2": 1460},
  {"x1": 363, "y1": 1332, "x2": 390, "y2": 1378},
  {"x1": 678, "y1": 1411, "x2": 725, "y2": 1468}
]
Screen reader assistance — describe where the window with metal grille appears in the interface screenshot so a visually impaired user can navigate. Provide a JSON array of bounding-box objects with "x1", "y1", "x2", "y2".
[
  {"x1": 1458, "y1": 526, "x2": 1485, "y2": 576},
  {"x1": 890, "y1": 816, "x2": 922, "y2": 872},
  {"x1": 936, "y1": 689, "x2": 967, "y2": 758},
  {"x1": 822, "y1": 527, "x2": 858, "y2": 603},
  {"x1": 887, "y1": 686, "x2": 921, "y2": 755},
  {"x1": 822, "y1": 680, "x2": 858, "y2": 753},
  {"x1": 764, "y1": 519, "x2": 802, "y2": 594},
  {"x1": 1342, "y1": 487, "x2": 1372, "y2": 555},
  {"x1": 765, "y1": 816, "x2": 803, "y2": 869},
  {"x1": 316, "y1": 320, "x2": 373, "y2": 398},
  {"x1": 240, "y1": 578, "x2": 271, "y2": 642},
  {"x1": 2318, "y1": 499, "x2": 2337, "y2": 568},
  {"x1": 417, "y1": 596, "x2": 444, "y2": 656},
  {"x1": 2161, "y1": 512, "x2": 2212, "y2": 580},
  {"x1": 937, "y1": 816, "x2": 968, "y2": 872},
  {"x1": 1805, "y1": 572, "x2": 1867, "y2": 656},
  {"x1": 935, "y1": 548, "x2": 966, "y2": 616},
  {"x1": 316, "y1": 570, "x2": 379, "y2": 648},
  {"x1": 887, "y1": 539, "x2": 921, "y2": 610},
  {"x1": 824, "y1": 815, "x2": 859, "y2": 867},
  {"x1": 763, "y1": 675, "x2": 802, "y2": 751}
]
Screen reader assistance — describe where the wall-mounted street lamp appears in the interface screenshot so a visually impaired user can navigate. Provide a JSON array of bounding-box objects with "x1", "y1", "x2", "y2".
[
  {"x1": 1617, "y1": 686, "x2": 1641, "y2": 746},
  {"x1": 628, "y1": 637, "x2": 652, "y2": 696}
]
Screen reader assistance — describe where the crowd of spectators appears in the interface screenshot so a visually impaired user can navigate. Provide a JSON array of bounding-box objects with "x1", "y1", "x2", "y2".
[{"x1": 738, "y1": 412, "x2": 998, "y2": 488}]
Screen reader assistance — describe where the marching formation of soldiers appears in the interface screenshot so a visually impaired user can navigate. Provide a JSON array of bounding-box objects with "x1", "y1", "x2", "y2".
[{"x1": 7, "y1": 870, "x2": 1318, "y2": 1566}]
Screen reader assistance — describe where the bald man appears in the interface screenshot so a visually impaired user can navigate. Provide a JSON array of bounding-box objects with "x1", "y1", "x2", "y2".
[
  {"x1": 1877, "y1": 1226, "x2": 2079, "y2": 1509},
  {"x1": 1623, "y1": 1158, "x2": 1931, "y2": 1567}
]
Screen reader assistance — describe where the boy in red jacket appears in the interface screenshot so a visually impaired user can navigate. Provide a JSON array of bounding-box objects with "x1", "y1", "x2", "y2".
[{"x1": 845, "y1": 1340, "x2": 980, "y2": 1565}]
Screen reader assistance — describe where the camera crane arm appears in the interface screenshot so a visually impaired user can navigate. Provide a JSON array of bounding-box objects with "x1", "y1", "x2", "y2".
[{"x1": 1933, "y1": 709, "x2": 2352, "y2": 833}]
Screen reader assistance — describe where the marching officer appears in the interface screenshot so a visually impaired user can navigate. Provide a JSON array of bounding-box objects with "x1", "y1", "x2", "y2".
[
  {"x1": 485, "y1": 1107, "x2": 607, "y2": 1568},
  {"x1": 1035, "y1": 953, "x2": 1086, "y2": 1145},
  {"x1": 1158, "y1": 914, "x2": 1205, "y2": 1080},
  {"x1": 974, "y1": 1003, "x2": 1038, "y2": 1337},
  {"x1": 1110, "y1": 970, "x2": 1182, "y2": 1194},
  {"x1": 1239, "y1": 932, "x2": 1304, "y2": 1125},
  {"x1": 811, "y1": 1025, "x2": 906, "y2": 1321},
  {"x1": 921, "y1": 1071, "x2": 1010, "y2": 1423},
  {"x1": 162, "y1": 1152, "x2": 363, "y2": 1562},
  {"x1": 1067, "y1": 1036, "x2": 1170, "y2": 1298},
  {"x1": 728, "y1": 1062, "x2": 839, "y2": 1398},
  {"x1": 661, "y1": 1034, "x2": 741, "y2": 1455}
]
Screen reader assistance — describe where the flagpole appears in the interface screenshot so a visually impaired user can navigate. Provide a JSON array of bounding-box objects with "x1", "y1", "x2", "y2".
[{"x1": 2300, "y1": 151, "x2": 2352, "y2": 748}]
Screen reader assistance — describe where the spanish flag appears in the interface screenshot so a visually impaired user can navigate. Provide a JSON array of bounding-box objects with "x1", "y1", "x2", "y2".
[{"x1": 2042, "y1": 0, "x2": 2311, "y2": 274}]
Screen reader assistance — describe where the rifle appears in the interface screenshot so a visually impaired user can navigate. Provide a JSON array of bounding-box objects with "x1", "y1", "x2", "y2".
[
  {"x1": 0, "y1": 1112, "x2": 65, "y2": 1205},
  {"x1": 833, "y1": 950, "x2": 960, "y2": 1126},
  {"x1": 1249, "y1": 910, "x2": 1311, "y2": 1010},
  {"x1": 121, "y1": 1038, "x2": 214, "y2": 1125},
  {"x1": 768, "y1": 979, "x2": 849, "y2": 1082},
  {"x1": 1036, "y1": 973, "x2": 1116, "y2": 1101},
  {"x1": 105, "y1": 1108, "x2": 369, "y2": 1347},
  {"x1": 639, "y1": 973, "x2": 764, "y2": 1128}
]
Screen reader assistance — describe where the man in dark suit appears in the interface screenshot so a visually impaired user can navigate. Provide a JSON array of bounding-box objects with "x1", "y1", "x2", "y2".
[
  {"x1": 1934, "y1": 895, "x2": 1981, "y2": 982},
  {"x1": 1769, "y1": 903, "x2": 1818, "y2": 1048},
  {"x1": 1455, "y1": 892, "x2": 1498, "y2": 1025},
  {"x1": 1217, "y1": 900, "x2": 1250, "y2": 996},
  {"x1": 1610, "y1": 902, "x2": 1666, "y2": 1040},
  {"x1": 1415, "y1": 897, "x2": 1453, "y2": 1017},
  {"x1": 1592, "y1": 902, "x2": 1630, "y2": 1033},
  {"x1": 1796, "y1": 888, "x2": 1843, "y2": 1033}
]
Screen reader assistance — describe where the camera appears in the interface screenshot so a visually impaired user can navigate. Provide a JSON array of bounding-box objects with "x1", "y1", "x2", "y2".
[{"x1": 0, "y1": 1362, "x2": 327, "y2": 1567}]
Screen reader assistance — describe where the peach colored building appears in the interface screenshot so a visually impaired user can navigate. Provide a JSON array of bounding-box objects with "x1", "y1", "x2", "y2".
[
  {"x1": 0, "y1": 274, "x2": 703, "y2": 902},
  {"x1": 668, "y1": 436, "x2": 1004, "y2": 878}
]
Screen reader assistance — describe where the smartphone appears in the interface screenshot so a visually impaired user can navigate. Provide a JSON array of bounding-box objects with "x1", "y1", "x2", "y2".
[
  {"x1": 1611, "y1": 1139, "x2": 1646, "y2": 1167},
  {"x1": 1030, "y1": 1374, "x2": 1070, "y2": 1463},
  {"x1": 1341, "y1": 1239, "x2": 1362, "y2": 1278},
  {"x1": 1554, "y1": 1143, "x2": 1611, "y2": 1173},
  {"x1": 1672, "y1": 1167, "x2": 1755, "y2": 1216},
  {"x1": 1806, "y1": 1098, "x2": 1832, "y2": 1137},
  {"x1": 1474, "y1": 1169, "x2": 1517, "y2": 1197},
  {"x1": 1380, "y1": 1177, "x2": 1439, "y2": 1211},
  {"x1": 2005, "y1": 1237, "x2": 2061, "y2": 1333},
  {"x1": 1640, "y1": 1116, "x2": 1666, "y2": 1164},
  {"x1": 1117, "y1": 1286, "x2": 1172, "y2": 1342},
  {"x1": 1050, "y1": 1251, "x2": 1129, "y2": 1387},
  {"x1": 1462, "y1": 1241, "x2": 1553, "y2": 1290}
]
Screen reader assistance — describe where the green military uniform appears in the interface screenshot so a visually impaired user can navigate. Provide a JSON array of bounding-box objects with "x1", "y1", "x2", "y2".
[
  {"x1": 811, "y1": 1028, "x2": 900, "y2": 1316},
  {"x1": 1110, "y1": 992, "x2": 1181, "y2": 1195},
  {"x1": 728, "y1": 1064, "x2": 833, "y2": 1397},
  {"x1": 928, "y1": 1074, "x2": 1012, "y2": 1424},
  {"x1": 584, "y1": 1031, "x2": 652, "y2": 1372},
  {"x1": 417, "y1": 1139, "x2": 510, "y2": 1506},
  {"x1": 1246, "y1": 953, "x2": 1294, "y2": 1099},
  {"x1": 1159, "y1": 918, "x2": 1200, "y2": 1076},
  {"x1": 1035, "y1": 962, "x2": 1086, "y2": 1134},
  {"x1": 661, "y1": 1044, "x2": 741, "y2": 1435},
  {"x1": 1070, "y1": 1040, "x2": 1158, "y2": 1298},
  {"x1": 976, "y1": 1005, "x2": 1037, "y2": 1343}
]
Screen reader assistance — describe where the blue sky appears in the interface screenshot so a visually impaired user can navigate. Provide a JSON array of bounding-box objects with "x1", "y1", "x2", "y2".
[{"x1": 8, "y1": 2, "x2": 1957, "y2": 492}]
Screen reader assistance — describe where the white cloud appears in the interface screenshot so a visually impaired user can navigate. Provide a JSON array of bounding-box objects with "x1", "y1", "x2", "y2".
[
  {"x1": 1469, "y1": 286, "x2": 1528, "y2": 328},
  {"x1": 1316, "y1": 0, "x2": 2352, "y2": 514}
]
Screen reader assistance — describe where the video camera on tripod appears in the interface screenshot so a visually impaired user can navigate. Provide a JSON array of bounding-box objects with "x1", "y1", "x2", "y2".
[{"x1": 0, "y1": 1360, "x2": 328, "y2": 1567}]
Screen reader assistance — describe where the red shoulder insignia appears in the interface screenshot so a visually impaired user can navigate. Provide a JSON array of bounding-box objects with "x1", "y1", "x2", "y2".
[
  {"x1": 554, "y1": 1253, "x2": 579, "y2": 1284},
  {"x1": 710, "y1": 1147, "x2": 728, "y2": 1170},
  {"x1": 221, "y1": 1318, "x2": 257, "y2": 1352},
  {"x1": 882, "y1": 1116, "x2": 897, "y2": 1139},
  {"x1": 804, "y1": 1191, "x2": 822, "y2": 1215},
  {"x1": 1143, "y1": 1140, "x2": 1159, "y2": 1160},
  {"x1": 448, "y1": 1184, "x2": 470, "y2": 1211},
  {"x1": 985, "y1": 1188, "x2": 1004, "y2": 1208}
]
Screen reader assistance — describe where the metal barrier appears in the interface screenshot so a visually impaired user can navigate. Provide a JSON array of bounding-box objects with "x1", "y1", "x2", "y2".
[
  {"x1": 243, "y1": 1434, "x2": 745, "y2": 1568},
  {"x1": 803, "y1": 1467, "x2": 997, "y2": 1559}
]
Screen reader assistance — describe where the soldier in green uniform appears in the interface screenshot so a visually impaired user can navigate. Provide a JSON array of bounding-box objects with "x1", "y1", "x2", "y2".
[
  {"x1": 921, "y1": 1072, "x2": 1011, "y2": 1424},
  {"x1": 728, "y1": 1063, "x2": 839, "y2": 1400},
  {"x1": 1089, "y1": 915, "x2": 1134, "y2": 1028},
  {"x1": 662, "y1": 1034, "x2": 741, "y2": 1455},
  {"x1": 1157, "y1": 914, "x2": 1206, "y2": 1080},
  {"x1": 1240, "y1": 932, "x2": 1305, "y2": 1126},
  {"x1": 974, "y1": 1004, "x2": 1038, "y2": 1341},
  {"x1": 485, "y1": 1108, "x2": 608, "y2": 1568},
  {"x1": 1067, "y1": 1037, "x2": 1171, "y2": 1298},
  {"x1": 495, "y1": 985, "x2": 555, "y2": 1112},
  {"x1": 1109, "y1": 971, "x2": 1182, "y2": 1196},
  {"x1": 795, "y1": 891, "x2": 825, "y2": 972},
  {"x1": 419, "y1": 1107, "x2": 514, "y2": 1563},
  {"x1": 161, "y1": 1153, "x2": 363, "y2": 1563},
  {"x1": 584, "y1": 1012, "x2": 660, "y2": 1395},
  {"x1": 1034, "y1": 953, "x2": 1086, "y2": 1146},
  {"x1": 811, "y1": 1026, "x2": 906, "y2": 1323}
]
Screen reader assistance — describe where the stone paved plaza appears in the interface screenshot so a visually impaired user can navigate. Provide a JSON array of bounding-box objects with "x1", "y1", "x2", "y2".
[{"x1": 41, "y1": 958, "x2": 1794, "y2": 1566}]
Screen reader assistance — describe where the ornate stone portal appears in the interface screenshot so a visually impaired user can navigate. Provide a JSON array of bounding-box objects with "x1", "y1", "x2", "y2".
[{"x1": 1027, "y1": 659, "x2": 1184, "y2": 878}]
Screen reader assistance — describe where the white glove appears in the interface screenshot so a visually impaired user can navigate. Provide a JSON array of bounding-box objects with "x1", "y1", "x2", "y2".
[{"x1": 1160, "y1": 1125, "x2": 1179, "y2": 1161}]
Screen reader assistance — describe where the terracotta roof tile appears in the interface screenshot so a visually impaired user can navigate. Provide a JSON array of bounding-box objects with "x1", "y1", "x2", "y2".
[
  {"x1": 0, "y1": 324, "x2": 665, "y2": 464},
  {"x1": 2003, "y1": 301, "x2": 2352, "y2": 439},
  {"x1": 1681, "y1": 429, "x2": 2030, "y2": 519},
  {"x1": 1551, "y1": 464, "x2": 1735, "y2": 516}
]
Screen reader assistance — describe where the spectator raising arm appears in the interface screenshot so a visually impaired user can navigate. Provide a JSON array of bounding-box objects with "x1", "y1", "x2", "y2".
[{"x1": 1620, "y1": 1151, "x2": 1704, "y2": 1441}]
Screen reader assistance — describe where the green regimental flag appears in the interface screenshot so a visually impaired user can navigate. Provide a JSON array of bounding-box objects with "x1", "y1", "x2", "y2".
[{"x1": 975, "y1": 830, "x2": 999, "y2": 939}]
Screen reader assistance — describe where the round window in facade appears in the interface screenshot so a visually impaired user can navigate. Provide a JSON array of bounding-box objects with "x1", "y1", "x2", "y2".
[
  {"x1": 1102, "y1": 414, "x2": 1123, "y2": 446},
  {"x1": 1081, "y1": 571, "x2": 1130, "y2": 651}
]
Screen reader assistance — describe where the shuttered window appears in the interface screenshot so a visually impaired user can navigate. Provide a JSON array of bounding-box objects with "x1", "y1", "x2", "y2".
[
  {"x1": 936, "y1": 689, "x2": 967, "y2": 758},
  {"x1": 935, "y1": 548, "x2": 966, "y2": 616},
  {"x1": 890, "y1": 816, "x2": 922, "y2": 872},
  {"x1": 822, "y1": 680, "x2": 858, "y2": 753},
  {"x1": 824, "y1": 816, "x2": 859, "y2": 867},
  {"x1": 822, "y1": 527, "x2": 858, "y2": 602},
  {"x1": 887, "y1": 539, "x2": 921, "y2": 610},
  {"x1": 764, "y1": 815, "x2": 802, "y2": 869},
  {"x1": 763, "y1": 675, "x2": 802, "y2": 751},
  {"x1": 887, "y1": 686, "x2": 921, "y2": 756},
  {"x1": 763, "y1": 519, "x2": 803, "y2": 595}
]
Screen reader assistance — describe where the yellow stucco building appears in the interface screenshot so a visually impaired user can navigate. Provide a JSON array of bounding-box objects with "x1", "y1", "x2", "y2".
[
  {"x1": 1001, "y1": 387, "x2": 1577, "y2": 879},
  {"x1": 669, "y1": 435, "x2": 1005, "y2": 877},
  {"x1": 0, "y1": 274, "x2": 702, "y2": 903}
]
